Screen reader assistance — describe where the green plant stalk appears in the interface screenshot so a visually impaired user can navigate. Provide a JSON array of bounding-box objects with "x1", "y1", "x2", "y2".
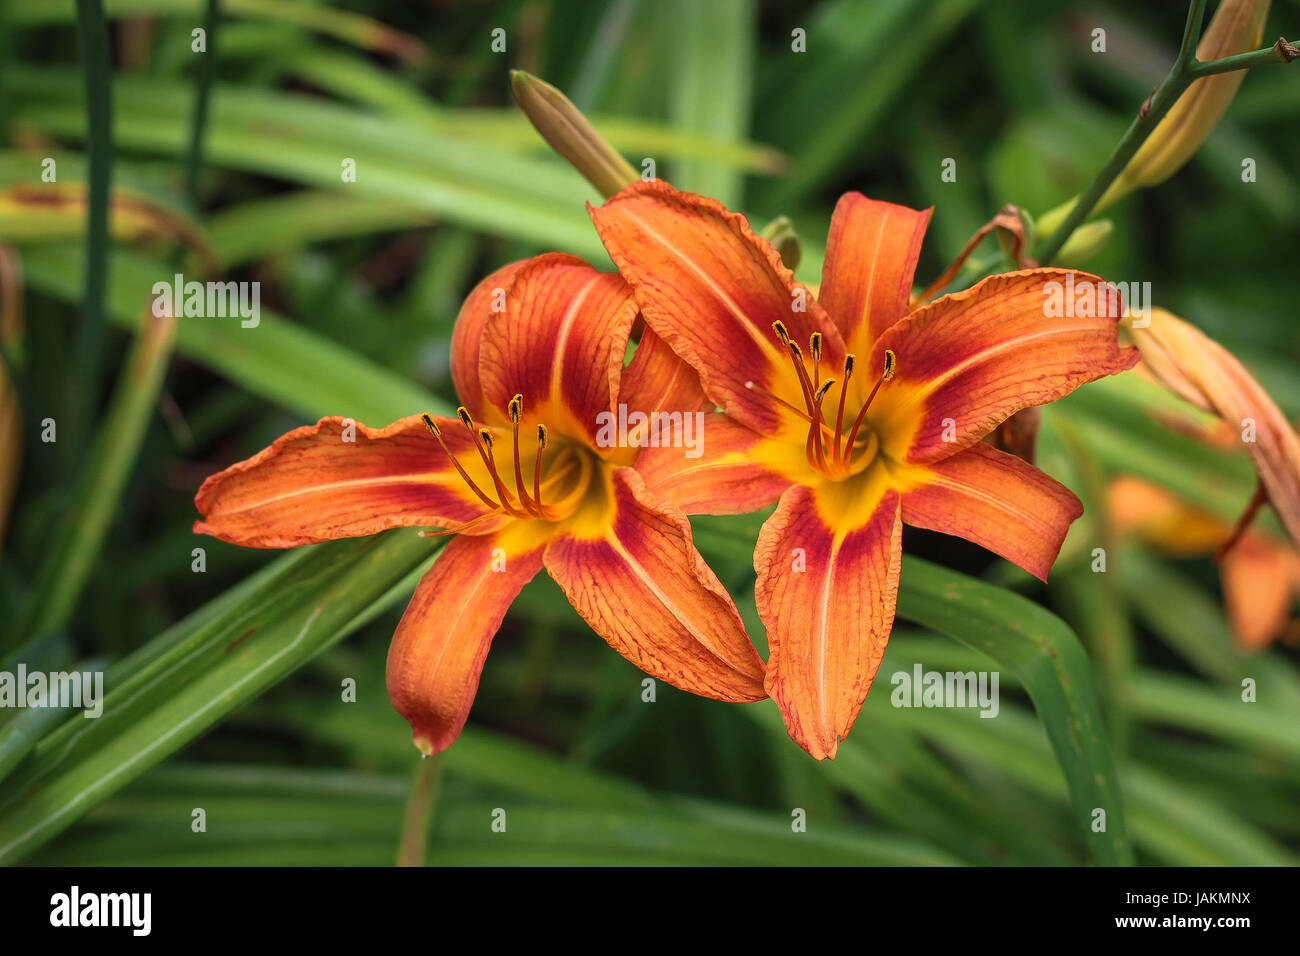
[
  {"x1": 1038, "y1": 0, "x2": 1294, "y2": 264},
  {"x1": 1051, "y1": 412, "x2": 1136, "y2": 753},
  {"x1": 70, "y1": 0, "x2": 113, "y2": 460},
  {"x1": 8, "y1": 307, "x2": 176, "y2": 656},
  {"x1": 0, "y1": 530, "x2": 442, "y2": 863},
  {"x1": 895, "y1": 556, "x2": 1134, "y2": 866},
  {"x1": 181, "y1": 0, "x2": 221, "y2": 209},
  {"x1": 396, "y1": 754, "x2": 441, "y2": 866}
]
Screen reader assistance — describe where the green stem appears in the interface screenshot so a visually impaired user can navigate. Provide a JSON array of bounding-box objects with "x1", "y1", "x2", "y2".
[
  {"x1": 1037, "y1": 75, "x2": 1192, "y2": 265},
  {"x1": 71, "y1": 0, "x2": 112, "y2": 460},
  {"x1": 182, "y1": 0, "x2": 221, "y2": 211},
  {"x1": 396, "y1": 754, "x2": 441, "y2": 866},
  {"x1": 1037, "y1": 1, "x2": 1294, "y2": 265},
  {"x1": 1191, "y1": 41, "x2": 1297, "y2": 77}
]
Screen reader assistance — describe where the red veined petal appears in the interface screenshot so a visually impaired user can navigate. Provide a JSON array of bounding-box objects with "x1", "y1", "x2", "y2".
[
  {"x1": 193, "y1": 415, "x2": 499, "y2": 548},
  {"x1": 634, "y1": 413, "x2": 793, "y2": 515},
  {"x1": 478, "y1": 253, "x2": 637, "y2": 445},
  {"x1": 869, "y1": 269, "x2": 1138, "y2": 464},
  {"x1": 589, "y1": 179, "x2": 844, "y2": 436},
  {"x1": 756, "y1": 476, "x2": 902, "y2": 760},
  {"x1": 820, "y1": 192, "x2": 931, "y2": 356},
  {"x1": 618, "y1": 327, "x2": 712, "y2": 416},
  {"x1": 543, "y1": 467, "x2": 766, "y2": 701},
  {"x1": 386, "y1": 531, "x2": 545, "y2": 755},
  {"x1": 451, "y1": 260, "x2": 528, "y2": 423},
  {"x1": 898, "y1": 441, "x2": 1082, "y2": 581}
]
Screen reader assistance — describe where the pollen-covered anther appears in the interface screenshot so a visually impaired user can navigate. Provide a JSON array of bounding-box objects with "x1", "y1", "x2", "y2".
[
  {"x1": 508, "y1": 393, "x2": 523, "y2": 424},
  {"x1": 771, "y1": 320, "x2": 791, "y2": 345},
  {"x1": 840, "y1": 349, "x2": 899, "y2": 472},
  {"x1": 809, "y1": 332, "x2": 822, "y2": 362}
]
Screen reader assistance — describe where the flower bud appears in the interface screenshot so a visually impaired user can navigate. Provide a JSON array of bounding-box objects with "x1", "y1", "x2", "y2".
[
  {"x1": 1100, "y1": 0, "x2": 1271, "y2": 209},
  {"x1": 1055, "y1": 219, "x2": 1113, "y2": 266},
  {"x1": 509, "y1": 70, "x2": 638, "y2": 199},
  {"x1": 1127, "y1": 306, "x2": 1300, "y2": 552}
]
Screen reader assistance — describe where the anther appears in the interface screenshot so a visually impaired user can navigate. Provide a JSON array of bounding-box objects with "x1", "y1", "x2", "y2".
[
  {"x1": 843, "y1": 350, "x2": 899, "y2": 464},
  {"x1": 533, "y1": 425, "x2": 548, "y2": 517},
  {"x1": 810, "y1": 332, "x2": 822, "y2": 362},
  {"x1": 771, "y1": 320, "x2": 790, "y2": 345},
  {"x1": 833, "y1": 355, "x2": 855, "y2": 465},
  {"x1": 418, "y1": 411, "x2": 498, "y2": 511},
  {"x1": 506, "y1": 394, "x2": 536, "y2": 516}
]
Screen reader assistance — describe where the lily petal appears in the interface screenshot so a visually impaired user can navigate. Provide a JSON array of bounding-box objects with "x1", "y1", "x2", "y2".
[
  {"x1": 386, "y1": 531, "x2": 545, "y2": 755},
  {"x1": 820, "y1": 192, "x2": 931, "y2": 356},
  {"x1": 870, "y1": 269, "x2": 1138, "y2": 464},
  {"x1": 544, "y1": 467, "x2": 766, "y2": 701},
  {"x1": 451, "y1": 260, "x2": 528, "y2": 422},
  {"x1": 193, "y1": 415, "x2": 497, "y2": 548},
  {"x1": 479, "y1": 252, "x2": 637, "y2": 444},
  {"x1": 898, "y1": 441, "x2": 1082, "y2": 581},
  {"x1": 635, "y1": 413, "x2": 794, "y2": 514},
  {"x1": 1129, "y1": 308, "x2": 1300, "y2": 549},
  {"x1": 590, "y1": 179, "x2": 844, "y2": 435},
  {"x1": 1221, "y1": 534, "x2": 1300, "y2": 652},
  {"x1": 618, "y1": 326, "x2": 712, "y2": 416},
  {"x1": 756, "y1": 477, "x2": 902, "y2": 760}
]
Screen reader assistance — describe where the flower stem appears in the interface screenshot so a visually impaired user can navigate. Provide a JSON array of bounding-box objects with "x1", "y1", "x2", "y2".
[
  {"x1": 396, "y1": 753, "x2": 441, "y2": 867},
  {"x1": 1037, "y1": 1, "x2": 1294, "y2": 265}
]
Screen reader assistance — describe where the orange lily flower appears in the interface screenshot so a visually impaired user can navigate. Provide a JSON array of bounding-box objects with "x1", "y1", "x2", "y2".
[
  {"x1": 590, "y1": 180, "x2": 1138, "y2": 758},
  {"x1": 1109, "y1": 475, "x2": 1300, "y2": 651},
  {"x1": 193, "y1": 252, "x2": 765, "y2": 754}
]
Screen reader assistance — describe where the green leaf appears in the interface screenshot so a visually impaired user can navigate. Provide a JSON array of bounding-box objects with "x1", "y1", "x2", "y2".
[
  {"x1": 22, "y1": 244, "x2": 446, "y2": 424},
  {"x1": 896, "y1": 555, "x2": 1134, "y2": 866},
  {"x1": 666, "y1": 0, "x2": 755, "y2": 207},
  {"x1": 0, "y1": 530, "x2": 440, "y2": 863}
]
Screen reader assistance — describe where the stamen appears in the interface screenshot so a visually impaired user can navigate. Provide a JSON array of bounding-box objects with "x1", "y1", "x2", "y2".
[
  {"x1": 809, "y1": 332, "x2": 822, "y2": 397},
  {"x1": 832, "y1": 354, "x2": 855, "y2": 465},
  {"x1": 458, "y1": 406, "x2": 523, "y2": 517},
  {"x1": 783, "y1": 340, "x2": 831, "y2": 470},
  {"x1": 771, "y1": 320, "x2": 790, "y2": 346},
  {"x1": 421, "y1": 412, "x2": 499, "y2": 511},
  {"x1": 507, "y1": 394, "x2": 538, "y2": 517},
  {"x1": 533, "y1": 424, "x2": 548, "y2": 517},
  {"x1": 843, "y1": 349, "x2": 897, "y2": 464},
  {"x1": 745, "y1": 380, "x2": 815, "y2": 423}
]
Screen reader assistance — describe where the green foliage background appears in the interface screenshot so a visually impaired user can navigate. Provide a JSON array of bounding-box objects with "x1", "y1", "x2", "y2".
[{"x1": 0, "y1": 0, "x2": 1297, "y2": 865}]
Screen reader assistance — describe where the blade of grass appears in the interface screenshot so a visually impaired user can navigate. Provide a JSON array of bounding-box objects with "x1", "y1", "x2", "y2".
[
  {"x1": 7, "y1": 305, "x2": 176, "y2": 657},
  {"x1": 69, "y1": 0, "x2": 112, "y2": 462},
  {"x1": 22, "y1": 244, "x2": 447, "y2": 424},
  {"x1": 895, "y1": 555, "x2": 1133, "y2": 866},
  {"x1": 0, "y1": 529, "x2": 441, "y2": 863}
]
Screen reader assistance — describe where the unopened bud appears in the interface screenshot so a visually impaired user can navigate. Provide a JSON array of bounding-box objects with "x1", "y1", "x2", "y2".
[{"x1": 510, "y1": 70, "x2": 638, "y2": 199}]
